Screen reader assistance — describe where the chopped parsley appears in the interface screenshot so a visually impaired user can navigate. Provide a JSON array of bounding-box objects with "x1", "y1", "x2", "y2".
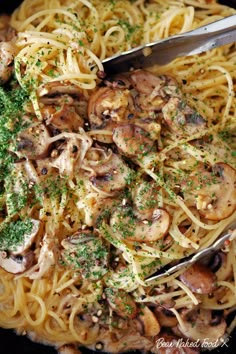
[
  {"x1": 0, "y1": 218, "x2": 33, "y2": 251},
  {"x1": 63, "y1": 235, "x2": 109, "y2": 280},
  {"x1": 0, "y1": 81, "x2": 29, "y2": 182}
]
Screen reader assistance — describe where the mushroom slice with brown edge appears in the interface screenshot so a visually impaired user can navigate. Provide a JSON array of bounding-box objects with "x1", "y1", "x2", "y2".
[
  {"x1": 178, "y1": 308, "x2": 226, "y2": 343},
  {"x1": 113, "y1": 124, "x2": 155, "y2": 159},
  {"x1": 61, "y1": 230, "x2": 109, "y2": 281},
  {"x1": 104, "y1": 73, "x2": 132, "y2": 90},
  {"x1": 132, "y1": 180, "x2": 160, "y2": 220},
  {"x1": 130, "y1": 70, "x2": 177, "y2": 95},
  {"x1": 44, "y1": 104, "x2": 84, "y2": 132},
  {"x1": 8, "y1": 219, "x2": 42, "y2": 255},
  {"x1": 183, "y1": 162, "x2": 236, "y2": 221},
  {"x1": 154, "y1": 307, "x2": 178, "y2": 328},
  {"x1": 0, "y1": 250, "x2": 34, "y2": 274},
  {"x1": 38, "y1": 81, "x2": 83, "y2": 98},
  {"x1": 110, "y1": 207, "x2": 170, "y2": 243},
  {"x1": 88, "y1": 86, "x2": 131, "y2": 143},
  {"x1": 38, "y1": 81, "x2": 87, "y2": 128},
  {"x1": 139, "y1": 306, "x2": 161, "y2": 336},
  {"x1": 162, "y1": 97, "x2": 206, "y2": 137},
  {"x1": 179, "y1": 262, "x2": 216, "y2": 294},
  {"x1": 90, "y1": 152, "x2": 131, "y2": 195},
  {"x1": 105, "y1": 287, "x2": 137, "y2": 319},
  {"x1": 16, "y1": 122, "x2": 51, "y2": 160},
  {"x1": 134, "y1": 118, "x2": 161, "y2": 142},
  {"x1": 130, "y1": 70, "x2": 182, "y2": 111}
]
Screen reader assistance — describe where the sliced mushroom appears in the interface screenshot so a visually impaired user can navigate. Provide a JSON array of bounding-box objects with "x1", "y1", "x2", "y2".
[
  {"x1": 88, "y1": 86, "x2": 132, "y2": 143},
  {"x1": 104, "y1": 73, "x2": 132, "y2": 90},
  {"x1": 38, "y1": 81, "x2": 88, "y2": 126},
  {"x1": 88, "y1": 87, "x2": 131, "y2": 127},
  {"x1": 134, "y1": 118, "x2": 161, "y2": 141},
  {"x1": 0, "y1": 41, "x2": 17, "y2": 83},
  {"x1": 38, "y1": 81, "x2": 83, "y2": 98},
  {"x1": 61, "y1": 230, "x2": 109, "y2": 280},
  {"x1": 113, "y1": 124, "x2": 155, "y2": 159},
  {"x1": 162, "y1": 97, "x2": 206, "y2": 137},
  {"x1": 139, "y1": 306, "x2": 161, "y2": 336},
  {"x1": 130, "y1": 70, "x2": 181, "y2": 111},
  {"x1": 16, "y1": 122, "x2": 51, "y2": 159},
  {"x1": 178, "y1": 308, "x2": 226, "y2": 343},
  {"x1": 132, "y1": 180, "x2": 160, "y2": 219},
  {"x1": 154, "y1": 307, "x2": 178, "y2": 328},
  {"x1": 183, "y1": 163, "x2": 236, "y2": 221},
  {"x1": 89, "y1": 152, "x2": 131, "y2": 194},
  {"x1": 8, "y1": 219, "x2": 41, "y2": 255},
  {"x1": 130, "y1": 70, "x2": 179, "y2": 96},
  {"x1": 110, "y1": 207, "x2": 170, "y2": 243},
  {"x1": 0, "y1": 250, "x2": 34, "y2": 274},
  {"x1": 44, "y1": 104, "x2": 84, "y2": 132},
  {"x1": 105, "y1": 287, "x2": 137, "y2": 319},
  {"x1": 179, "y1": 262, "x2": 216, "y2": 294}
]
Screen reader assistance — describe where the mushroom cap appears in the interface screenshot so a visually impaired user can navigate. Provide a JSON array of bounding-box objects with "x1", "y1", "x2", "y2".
[
  {"x1": 16, "y1": 122, "x2": 51, "y2": 160},
  {"x1": 162, "y1": 97, "x2": 206, "y2": 137},
  {"x1": 37, "y1": 81, "x2": 84, "y2": 98},
  {"x1": 61, "y1": 230, "x2": 109, "y2": 280},
  {"x1": 132, "y1": 180, "x2": 160, "y2": 219},
  {"x1": 44, "y1": 104, "x2": 84, "y2": 132},
  {"x1": 0, "y1": 41, "x2": 17, "y2": 83},
  {"x1": 130, "y1": 70, "x2": 180, "y2": 97},
  {"x1": 105, "y1": 287, "x2": 137, "y2": 319},
  {"x1": 89, "y1": 152, "x2": 131, "y2": 195},
  {"x1": 0, "y1": 251, "x2": 34, "y2": 274},
  {"x1": 110, "y1": 207, "x2": 170, "y2": 243},
  {"x1": 88, "y1": 86, "x2": 131, "y2": 129},
  {"x1": 178, "y1": 308, "x2": 227, "y2": 343},
  {"x1": 183, "y1": 163, "x2": 236, "y2": 221},
  {"x1": 113, "y1": 124, "x2": 155, "y2": 158},
  {"x1": 130, "y1": 70, "x2": 181, "y2": 113},
  {"x1": 154, "y1": 307, "x2": 178, "y2": 328},
  {"x1": 9, "y1": 219, "x2": 41, "y2": 255},
  {"x1": 139, "y1": 306, "x2": 161, "y2": 337},
  {"x1": 179, "y1": 262, "x2": 216, "y2": 294}
]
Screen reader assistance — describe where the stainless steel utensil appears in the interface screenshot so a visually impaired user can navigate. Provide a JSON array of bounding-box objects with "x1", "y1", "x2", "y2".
[
  {"x1": 102, "y1": 14, "x2": 236, "y2": 74},
  {"x1": 146, "y1": 221, "x2": 236, "y2": 282}
]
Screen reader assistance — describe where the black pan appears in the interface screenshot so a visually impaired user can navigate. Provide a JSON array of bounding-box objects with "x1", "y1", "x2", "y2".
[{"x1": 0, "y1": 0, "x2": 236, "y2": 353}]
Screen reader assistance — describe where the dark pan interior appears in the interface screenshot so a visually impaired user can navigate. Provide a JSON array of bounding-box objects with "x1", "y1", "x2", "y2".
[{"x1": 0, "y1": 0, "x2": 236, "y2": 353}]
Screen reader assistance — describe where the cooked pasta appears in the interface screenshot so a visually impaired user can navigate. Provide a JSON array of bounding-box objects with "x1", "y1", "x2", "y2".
[{"x1": 0, "y1": 0, "x2": 236, "y2": 353}]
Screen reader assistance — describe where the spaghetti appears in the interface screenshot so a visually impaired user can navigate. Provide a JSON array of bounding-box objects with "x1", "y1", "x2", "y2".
[{"x1": 0, "y1": 0, "x2": 235, "y2": 353}]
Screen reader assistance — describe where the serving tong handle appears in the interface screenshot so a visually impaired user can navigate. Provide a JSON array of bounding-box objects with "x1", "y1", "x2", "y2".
[
  {"x1": 102, "y1": 15, "x2": 236, "y2": 74},
  {"x1": 146, "y1": 221, "x2": 236, "y2": 282}
]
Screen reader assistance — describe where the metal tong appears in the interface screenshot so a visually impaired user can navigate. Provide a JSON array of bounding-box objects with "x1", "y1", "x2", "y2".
[
  {"x1": 146, "y1": 221, "x2": 236, "y2": 282},
  {"x1": 102, "y1": 14, "x2": 236, "y2": 74}
]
